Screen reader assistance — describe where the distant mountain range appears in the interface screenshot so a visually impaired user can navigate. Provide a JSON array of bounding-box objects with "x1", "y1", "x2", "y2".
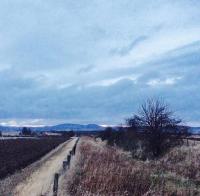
[
  {"x1": 0, "y1": 124, "x2": 199, "y2": 134},
  {"x1": 0, "y1": 123, "x2": 104, "y2": 132},
  {"x1": 189, "y1": 127, "x2": 200, "y2": 134}
]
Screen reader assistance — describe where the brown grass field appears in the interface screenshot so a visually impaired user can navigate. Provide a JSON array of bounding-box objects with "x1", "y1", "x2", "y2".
[{"x1": 60, "y1": 137, "x2": 200, "y2": 196}]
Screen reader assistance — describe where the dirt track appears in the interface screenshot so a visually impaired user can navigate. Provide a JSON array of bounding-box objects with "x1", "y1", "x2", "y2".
[{"x1": 12, "y1": 137, "x2": 77, "y2": 196}]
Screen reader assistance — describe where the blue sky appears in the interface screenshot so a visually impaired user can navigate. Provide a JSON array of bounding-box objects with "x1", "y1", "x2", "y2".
[{"x1": 0, "y1": 0, "x2": 200, "y2": 126}]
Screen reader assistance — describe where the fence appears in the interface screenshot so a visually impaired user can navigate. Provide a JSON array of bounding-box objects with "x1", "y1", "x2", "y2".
[{"x1": 52, "y1": 137, "x2": 79, "y2": 196}]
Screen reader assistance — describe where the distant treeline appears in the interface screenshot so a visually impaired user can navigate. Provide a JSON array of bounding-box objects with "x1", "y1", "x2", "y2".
[{"x1": 19, "y1": 127, "x2": 75, "y2": 138}]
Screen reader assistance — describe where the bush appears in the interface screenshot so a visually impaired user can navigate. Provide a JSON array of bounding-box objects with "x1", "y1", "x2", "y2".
[
  {"x1": 21, "y1": 127, "x2": 32, "y2": 136},
  {"x1": 98, "y1": 127, "x2": 143, "y2": 158}
]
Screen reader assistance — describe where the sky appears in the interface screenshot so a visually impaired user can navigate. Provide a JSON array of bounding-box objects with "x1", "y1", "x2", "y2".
[{"x1": 0, "y1": 0, "x2": 200, "y2": 126}]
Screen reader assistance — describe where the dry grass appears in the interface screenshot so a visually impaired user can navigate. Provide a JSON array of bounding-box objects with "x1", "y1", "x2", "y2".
[{"x1": 63, "y1": 137, "x2": 200, "y2": 196}]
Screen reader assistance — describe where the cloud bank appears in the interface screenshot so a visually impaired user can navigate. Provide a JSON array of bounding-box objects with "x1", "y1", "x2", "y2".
[{"x1": 0, "y1": 0, "x2": 200, "y2": 126}]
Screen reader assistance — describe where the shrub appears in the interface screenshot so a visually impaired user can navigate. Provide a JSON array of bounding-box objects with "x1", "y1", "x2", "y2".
[{"x1": 21, "y1": 127, "x2": 32, "y2": 136}]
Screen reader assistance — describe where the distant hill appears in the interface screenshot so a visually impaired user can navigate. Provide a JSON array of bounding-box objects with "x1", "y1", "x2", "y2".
[
  {"x1": 0, "y1": 126, "x2": 19, "y2": 132},
  {"x1": 189, "y1": 127, "x2": 200, "y2": 134},
  {"x1": 0, "y1": 123, "x2": 104, "y2": 132},
  {"x1": 1, "y1": 124, "x2": 199, "y2": 134}
]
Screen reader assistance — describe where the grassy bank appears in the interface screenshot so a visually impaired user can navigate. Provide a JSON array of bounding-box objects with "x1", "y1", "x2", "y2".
[{"x1": 64, "y1": 137, "x2": 200, "y2": 196}]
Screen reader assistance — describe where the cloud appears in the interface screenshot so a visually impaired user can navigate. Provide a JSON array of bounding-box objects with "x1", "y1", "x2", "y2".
[
  {"x1": 0, "y1": 0, "x2": 199, "y2": 125},
  {"x1": 147, "y1": 77, "x2": 182, "y2": 87},
  {"x1": 88, "y1": 74, "x2": 138, "y2": 87},
  {"x1": 110, "y1": 36, "x2": 148, "y2": 56},
  {"x1": 77, "y1": 65, "x2": 95, "y2": 74}
]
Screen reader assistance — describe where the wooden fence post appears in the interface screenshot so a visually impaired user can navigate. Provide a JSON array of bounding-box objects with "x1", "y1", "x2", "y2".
[
  {"x1": 72, "y1": 146, "x2": 75, "y2": 155},
  {"x1": 63, "y1": 161, "x2": 68, "y2": 170},
  {"x1": 52, "y1": 139, "x2": 79, "y2": 196},
  {"x1": 53, "y1": 173, "x2": 59, "y2": 196},
  {"x1": 67, "y1": 154, "x2": 71, "y2": 168},
  {"x1": 74, "y1": 145, "x2": 76, "y2": 155}
]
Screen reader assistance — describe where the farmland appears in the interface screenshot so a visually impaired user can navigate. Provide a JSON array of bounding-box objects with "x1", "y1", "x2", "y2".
[{"x1": 0, "y1": 137, "x2": 68, "y2": 179}]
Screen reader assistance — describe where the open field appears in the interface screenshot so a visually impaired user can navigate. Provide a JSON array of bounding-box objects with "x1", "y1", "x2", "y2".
[
  {"x1": 60, "y1": 137, "x2": 200, "y2": 196},
  {"x1": 0, "y1": 137, "x2": 78, "y2": 195},
  {"x1": 0, "y1": 137, "x2": 68, "y2": 179}
]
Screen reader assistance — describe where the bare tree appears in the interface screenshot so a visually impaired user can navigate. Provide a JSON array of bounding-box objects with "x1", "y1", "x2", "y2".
[{"x1": 127, "y1": 98, "x2": 188, "y2": 157}]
